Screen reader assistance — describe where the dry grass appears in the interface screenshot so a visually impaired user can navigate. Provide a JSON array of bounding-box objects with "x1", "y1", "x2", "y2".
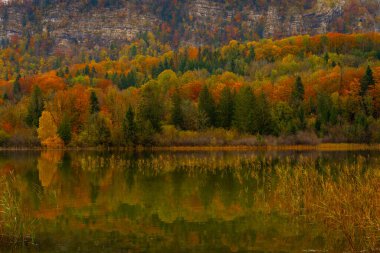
[
  {"x1": 267, "y1": 157, "x2": 380, "y2": 252},
  {"x1": 144, "y1": 154, "x2": 380, "y2": 251},
  {"x1": 150, "y1": 143, "x2": 380, "y2": 151},
  {"x1": 0, "y1": 172, "x2": 38, "y2": 246}
]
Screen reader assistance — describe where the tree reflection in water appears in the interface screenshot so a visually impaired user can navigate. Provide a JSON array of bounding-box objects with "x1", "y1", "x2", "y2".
[{"x1": 0, "y1": 150, "x2": 379, "y2": 252}]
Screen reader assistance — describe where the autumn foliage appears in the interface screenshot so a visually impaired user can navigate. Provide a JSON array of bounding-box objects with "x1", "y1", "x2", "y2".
[{"x1": 0, "y1": 32, "x2": 378, "y2": 147}]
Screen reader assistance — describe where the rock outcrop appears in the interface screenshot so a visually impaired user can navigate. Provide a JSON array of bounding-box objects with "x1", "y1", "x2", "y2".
[{"x1": 0, "y1": 0, "x2": 378, "y2": 48}]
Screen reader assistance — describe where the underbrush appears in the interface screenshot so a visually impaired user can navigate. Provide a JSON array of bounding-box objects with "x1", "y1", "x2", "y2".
[{"x1": 155, "y1": 125, "x2": 322, "y2": 147}]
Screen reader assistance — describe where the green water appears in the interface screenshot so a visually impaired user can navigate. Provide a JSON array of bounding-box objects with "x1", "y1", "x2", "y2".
[{"x1": 0, "y1": 150, "x2": 379, "y2": 252}]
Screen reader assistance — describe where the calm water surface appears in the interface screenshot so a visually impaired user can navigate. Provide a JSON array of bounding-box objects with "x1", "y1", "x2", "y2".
[{"x1": 0, "y1": 150, "x2": 379, "y2": 252}]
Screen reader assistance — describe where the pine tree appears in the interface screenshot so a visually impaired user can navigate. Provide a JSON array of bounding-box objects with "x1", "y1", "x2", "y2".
[
  {"x1": 360, "y1": 66, "x2": 375, "y2": 96},
  {"x1": 246, "y1": 46, "x2": 255, "y2": 63},
  {"x1": 129, "y1": 45, "x2": 137, "y2": 58},
  {"x1": 291, "y1": 76, "x2": 304, "y2": 105},
  {"x1": 198, "y1": 86, "x2": 216, "y2": 127},
  {"x1": 119, "y1": 70, "x2": 137, "y2": 89},
  {"x1": 13, "y1": 74, "x2": 22, "y2": 101},
  {"x1": 26, "y1": 86, "x2": 44, "y2": 127},
  {"x1": 171, "y1": 90, "x2": 183, "y2": 129},
  {"x1": 323, "y1": 52, "x2": 329, "y2": 64},
  {"x1": 218, "y1": 86, "x2": 234, "y2": 129},
  {"x1": 233, "y1": 86, "x2": 255, "y2": 133},
  {"x1": 96, "y1": 115, "x2": 111, "y2": 146},
  {"x1": 58, "y1": 116, "x2": 72, "y2": 145},
  {"x1": 90, "y1": 66, "x2": 97, "y2": 78},
  {"x1": 84, "y1": 65, "x2": 90, "y2": 76},
  {"x1": 126, "y1": 69, "x2": 137, "y2": 87},
  {"x1": 138, "y1": 84, "x2": 163, "y2": 131},
  {"x1": 254, "y1": 93, "x2": 273, "y2": 135},
  {"x1": 90, "y1": 91, "x2": 100, "y2": 114},
  {"x1": 123, "y1": 106, "x2": 137, "y2": 146}
]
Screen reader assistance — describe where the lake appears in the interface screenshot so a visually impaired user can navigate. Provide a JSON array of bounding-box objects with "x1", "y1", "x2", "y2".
[{"x1": 0, "y1": 150, "x2": 379, "y2": 252}]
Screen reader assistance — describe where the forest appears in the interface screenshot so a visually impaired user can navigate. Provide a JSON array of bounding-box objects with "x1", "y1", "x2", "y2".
[{"x1": 0, "y1": 32, "x2": 379, "y2": 147}]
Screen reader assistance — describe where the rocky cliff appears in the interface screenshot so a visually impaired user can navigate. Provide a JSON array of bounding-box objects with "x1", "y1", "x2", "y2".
[{"x1": 0, "y1": 0, "x2": 378, "y2": 49}]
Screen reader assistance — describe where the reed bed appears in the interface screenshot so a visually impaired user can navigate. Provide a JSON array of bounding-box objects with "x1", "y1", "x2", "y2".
[
  {"x1": 0, "y1": 172, "x2": 38, "y2": 246},
  {"x1": 125, "y1": 154, "x2": 380, "y2": 251},
  {"x1": 249, "y1": 157, "x2": 380, "y2": 252}
]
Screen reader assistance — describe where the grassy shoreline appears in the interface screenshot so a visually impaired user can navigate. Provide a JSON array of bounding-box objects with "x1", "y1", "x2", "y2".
[{"x1": 0, "y1": 143, "x2": 379, "y2": 151}]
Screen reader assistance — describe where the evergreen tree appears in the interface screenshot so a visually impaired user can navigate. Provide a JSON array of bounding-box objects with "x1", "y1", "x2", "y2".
[
  {"x1": 129, "y1": 45, "x2": 137, "y2": 58},
  {"x1": 233, "y1": 86, "x2": 255, "y2": 133},
  {"x1": 58, "y1": 116, "x2": 71, "y2": 145},
  {"x1": 119, "y1": 69, "x2": 137, "y2": 89},
  {"x1": 315, "y1": 93, "x2": 338, "y2": 133},
  {"x1": 323, "y1": 52, "x2": 329, "y2": 64},
  {"x1": 171, "y1": 89, "x2": 183, "y2": 129},
  {"x1": 90, "y1": 91, "x2": 100, "y2": 114},
  {"x1": 13, "y1": 74, "x2": 22, "y2": 101},
  {"x1": 138, "y1": 84, "x2": 163, "y2": 131},
  {"x1": 291, "y1": 76, "x2": 304, "y2": 105},
  {"x1": 360, "y1": 66, "x2": 375, "y2": 96},
  {"x1": 198, "y1": 86, "x2": 216, "y2": 127},
  {"x1": 126, "y1": 69, "x2": 137, "y2": 87},
  {"x1": 90, "y1": 66, "x2": 97, "y2": 78},
  {"x1": 26, "y1": 85, "x2": 44, "y2": 127},
  {"x1": 218, "y1": 86, "x2": 234, "y2": 129},
  {"x1": 123, "y1": 106, "x2": 137, "y2": 146},
  {"x1": 246, "y1": 46, "x2": 255, "y2": 63},
  {"x1": 95, "y1": 115, "x2": 111, "y2": 146},
  {"x1": 84, "y1": 65, "x2": 90, "y2": 76},
  {"x1": 254, "y1": 93, "x2": 273, "y2": 135}
]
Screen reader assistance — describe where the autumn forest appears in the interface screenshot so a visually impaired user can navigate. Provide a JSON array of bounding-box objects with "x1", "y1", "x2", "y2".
[
  {"x1": 0, "y1": 32, "x2": 379, "y2": 147},
  {"x1": 1, "y1": 0, "x2": 380, "y2": 251}
]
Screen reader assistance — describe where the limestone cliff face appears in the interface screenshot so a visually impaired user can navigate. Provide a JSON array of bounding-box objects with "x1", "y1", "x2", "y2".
[{"x1": 0, "y1": 0, "x2": 378, "y2": 48}]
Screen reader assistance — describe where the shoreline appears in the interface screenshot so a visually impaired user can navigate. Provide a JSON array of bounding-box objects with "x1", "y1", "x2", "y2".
[{"x1": 0, "y1": 143, "x2": 379, "y2": 152}]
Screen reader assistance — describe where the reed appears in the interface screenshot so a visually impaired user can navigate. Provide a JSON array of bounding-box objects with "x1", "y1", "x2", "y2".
[
  {"x1": 264, "y1": 157, "x2": 380, "y2": 252},
  {"x1": 0, "y1": 172, "x2": 38, "y2": 246}
]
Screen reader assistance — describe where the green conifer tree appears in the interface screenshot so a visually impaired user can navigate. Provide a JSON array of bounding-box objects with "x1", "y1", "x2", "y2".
[
  {"x1": 138, "y1": 84, "x2": 163, "y2": 131},
  {"x1": 218, "y1": 86, "x2": 234, "y2": 129},
  {"x1": 26, "y1": 86, "x2": 44, "y2": 127},
  {"x1": 90, "y1": 91, "x2": 100, "y2": 114},
  {"x1": 254, "y1": 93, "x2": 273, "y2": 135},
  {"x1": 58, "y1": 116, "x2": 72, "y2": 145},
  {"x1": 13, "y1": 74, "x2": 22, "y2": 101},
  {"x1": 171, "y1": 90, "x2": 183, "y2": 129},
  {"x1": 233, "y1": 86, "x2": 255, "y2": 133},
  {"x1": 291, "y1": 76, "x2": 305, "y2": 105},
  {"x1": 360, "y1": 66, "x2": 375, "y2": 96},
  {"x1": 198, "y1": 86, "x2": 216, "y2": 127},
  {"x1": 123, "y1": 106, "x2": 137, "y2": 146}
]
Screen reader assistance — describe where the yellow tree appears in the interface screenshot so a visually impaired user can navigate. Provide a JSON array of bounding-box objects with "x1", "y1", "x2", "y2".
[{"x1": 38, "y1": 111, "x2": 64, "y2": 148}]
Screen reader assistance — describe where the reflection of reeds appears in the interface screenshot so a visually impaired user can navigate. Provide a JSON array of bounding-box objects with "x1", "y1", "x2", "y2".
[{"x1": 0, "y1": 172, "x2": 38, "y2": 246}]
